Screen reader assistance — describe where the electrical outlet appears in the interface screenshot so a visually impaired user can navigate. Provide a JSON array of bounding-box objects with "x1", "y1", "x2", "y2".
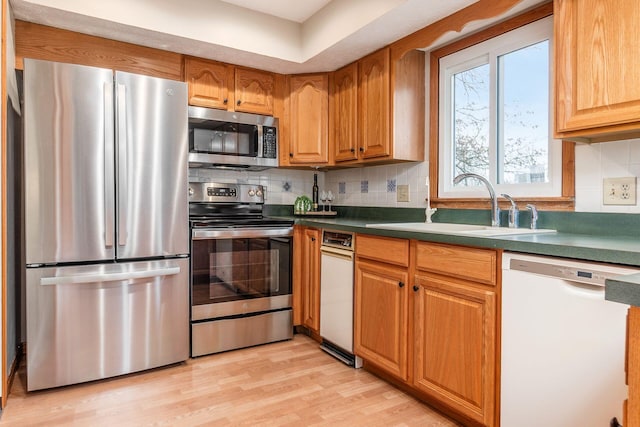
[
  {"x1": 603, "y1": 177, "x2": 637, "y2": 205},
  {"x1": 397, "y1": 184, "x2": 410, "y2": 202}
]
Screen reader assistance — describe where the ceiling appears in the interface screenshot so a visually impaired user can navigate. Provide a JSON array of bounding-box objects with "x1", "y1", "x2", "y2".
[{"x1": 9, "y1": 0, "x2": 545, "y2": 74}]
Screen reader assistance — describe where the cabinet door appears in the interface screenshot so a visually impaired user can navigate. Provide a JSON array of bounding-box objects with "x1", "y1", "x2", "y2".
[
  {"x1": 331, "y1": 63, "x2": 358, "y2": 162},
  {"x1": 184, "y1": 57, "x2": 233, "y2": 110},
  {"x1": 235, "y1": 67, "x2": 275, "y2": 115},
  {"x1": 555, "y1": 0, "x2": 640, "y2": 137},
  {"x1": 413, "y1": 273, "x2": 496, "y2": 426},
  {"x1": 288, "y1": 74, "x2": 329, "y2": 164},
  {"x1": 302, "y1": 228, "x2": 321, "y2": 332},
  {"x1": 358, "y1": 48, "x2": 390, "y2": 159},
  {"x1": 354, "y1": 259, "x2": 408, "y2": 380}
]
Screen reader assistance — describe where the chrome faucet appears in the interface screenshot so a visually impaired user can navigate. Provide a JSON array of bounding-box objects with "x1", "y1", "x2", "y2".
[
  {"x1": 453, "y1": 173, "x2": 500, "y2": 227},
  {"x1": 501, "y1": 194, "x2": 519, "y2": 228}
]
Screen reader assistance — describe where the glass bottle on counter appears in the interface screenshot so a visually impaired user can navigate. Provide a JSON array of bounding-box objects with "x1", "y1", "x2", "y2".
[{"x1": 312, "y1": 173, "x2": 319, "y2": 211}]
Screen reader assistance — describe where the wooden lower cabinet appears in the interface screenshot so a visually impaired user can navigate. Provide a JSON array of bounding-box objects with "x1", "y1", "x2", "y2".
[
  {"x1": 412, "y1": 273, "x2": 496, "y2": 426},
  {"x1": 354, "y1": 236, "x2": 499, "y2": 427},
  {"x1": 354, "y1": 259, "x2": 409, "y2": 381},
  {"x1": 301, "y1": 228, "x2": 321, "y2": 333}
]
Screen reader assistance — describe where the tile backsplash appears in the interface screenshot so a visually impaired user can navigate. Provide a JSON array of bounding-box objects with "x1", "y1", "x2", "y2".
[{"x1": 190, "y1": 137, "x2": 640, "y2": 214}]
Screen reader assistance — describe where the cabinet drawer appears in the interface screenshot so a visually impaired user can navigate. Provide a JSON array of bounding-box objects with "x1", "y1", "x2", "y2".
[
  {"x1": 415, "y1": 242, "x2": 497, "y2": 286},
  {"x1": 356, "y1": 234, "x2": 409, "y2": 267}
]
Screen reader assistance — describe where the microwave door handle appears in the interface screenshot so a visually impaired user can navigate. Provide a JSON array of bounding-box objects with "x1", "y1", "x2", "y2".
[
  {"x1": 257, "y1": 125, "x2": 263, "y2": 158},
  {"x1": 103, "y1": 81, "x2": 115, "y2": 248},
  {"x1": 116, "y1": 83, "x2": 128, "y2": 247}
]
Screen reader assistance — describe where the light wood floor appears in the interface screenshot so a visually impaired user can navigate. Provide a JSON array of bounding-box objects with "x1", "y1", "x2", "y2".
[{"x1": 0, "y1": 335, "x2": 459, "y2": 426}]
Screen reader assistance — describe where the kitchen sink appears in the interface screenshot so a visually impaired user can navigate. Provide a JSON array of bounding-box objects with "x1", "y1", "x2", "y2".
[{"x1": 364, "y1": 222, "x2": 556, "y2": 237}]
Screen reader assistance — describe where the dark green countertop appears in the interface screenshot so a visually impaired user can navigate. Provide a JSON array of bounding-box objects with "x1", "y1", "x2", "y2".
[
  {"x1": 266, "y1": 205, "x2": 640, "y2": 306},
  {"x1": 606, "y1": 274, "x2": 640, "y2": 307}
]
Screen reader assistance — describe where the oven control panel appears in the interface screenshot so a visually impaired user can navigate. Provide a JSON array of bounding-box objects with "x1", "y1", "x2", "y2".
[{"x1": 189, "y1": 182, "x2": 264, "y2": 204}]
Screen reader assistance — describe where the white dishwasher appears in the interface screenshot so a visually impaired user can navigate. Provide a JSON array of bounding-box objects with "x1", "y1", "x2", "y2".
[
  {"x1": 319, "y1": 230, "x2": 362, "y2": 368},
  {"x1": 502, "y1": 252, "x2": 637, "y2": 427}
]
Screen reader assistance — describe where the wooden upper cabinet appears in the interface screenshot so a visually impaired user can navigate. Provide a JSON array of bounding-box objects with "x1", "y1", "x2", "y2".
[
  {"x1": 555, "y1": 0, "x2": 640, "y2": 141},
  {"x1": 185, "y1": 57, "x2": 275, "y2": 115},
  {"x1": 331, "y1": 63, "x2": 359, "y2": 163},
  {"x1": 358, "y1": 48, "x2": 391, "y2": 159},
  {"x1": 185, "y1": 57, "x2": 233, "y2": 110},
  {"x1": 287, "y1": 74, "x2": 329, "y2": 164},
  {"x1": 235, "y1": 67, "x2": 275, "y2": 116}
]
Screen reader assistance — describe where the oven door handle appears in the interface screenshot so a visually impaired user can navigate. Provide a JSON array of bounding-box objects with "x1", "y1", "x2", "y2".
[{"x1": 192, "y1": 227, "x2": 293, "y2": 239}]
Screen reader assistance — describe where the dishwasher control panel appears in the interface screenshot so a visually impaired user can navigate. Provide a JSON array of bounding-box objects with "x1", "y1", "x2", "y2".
[{"x1": 321, "y1": 230, "x2": 354, "y2": 250}]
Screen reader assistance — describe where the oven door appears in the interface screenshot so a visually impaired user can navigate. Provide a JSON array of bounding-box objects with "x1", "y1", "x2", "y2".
[{"x1": 191, "y1": 227, "x2": 293, "y2": 321}]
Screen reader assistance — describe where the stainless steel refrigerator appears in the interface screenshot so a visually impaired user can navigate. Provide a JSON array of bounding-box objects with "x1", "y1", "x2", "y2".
[{"x1": 23, "y1": 59, "x2": 189, "y2": 391}]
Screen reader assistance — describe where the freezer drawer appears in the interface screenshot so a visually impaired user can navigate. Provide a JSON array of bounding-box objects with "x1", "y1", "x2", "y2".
[{"x1": 27, "y1": 259, "x2": 189, "y2": 391}]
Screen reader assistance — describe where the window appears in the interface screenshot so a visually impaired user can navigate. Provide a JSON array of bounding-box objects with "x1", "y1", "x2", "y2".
[{"x1": 435, "y1": 16, "x2": 570, "y2": 203}]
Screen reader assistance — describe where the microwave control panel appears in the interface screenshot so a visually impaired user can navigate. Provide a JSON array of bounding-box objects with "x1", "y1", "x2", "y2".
[{"x1": 263, "y1": 126, "x2": 277, "y2": 159}]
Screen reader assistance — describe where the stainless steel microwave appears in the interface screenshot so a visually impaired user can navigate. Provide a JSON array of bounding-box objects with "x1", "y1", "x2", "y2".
[{"x1": 188, "y1": 106, "x2": 279, "y2": 171}]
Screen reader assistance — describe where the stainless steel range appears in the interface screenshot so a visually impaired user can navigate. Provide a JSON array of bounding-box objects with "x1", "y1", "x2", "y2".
[{"x1": 189, "y1": 182, "x2": 294, "y2": 357}]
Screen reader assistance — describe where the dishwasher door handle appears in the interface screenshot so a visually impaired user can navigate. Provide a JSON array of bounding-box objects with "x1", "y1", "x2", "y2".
[{"x1": 320, "y1": 246, "x2": 354, "y2": 260}]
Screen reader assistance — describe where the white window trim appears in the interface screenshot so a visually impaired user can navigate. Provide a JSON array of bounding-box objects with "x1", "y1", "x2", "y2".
[{"x1": 438, "y1": 16, "x2": 560, "y2": 199}]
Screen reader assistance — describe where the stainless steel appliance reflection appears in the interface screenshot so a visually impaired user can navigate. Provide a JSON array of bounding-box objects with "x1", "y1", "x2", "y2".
[
  {"x1": 189, "y1": 182, "x2": 294, "y2": 357},
  {"x1": 24, "y1": 59, "x2": 189, "y2": 391}
]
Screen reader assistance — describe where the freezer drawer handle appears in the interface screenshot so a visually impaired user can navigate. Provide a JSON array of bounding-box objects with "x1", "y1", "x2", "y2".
[{"x1": 40, "y1": 266, "x2": 181, "y2": 286}]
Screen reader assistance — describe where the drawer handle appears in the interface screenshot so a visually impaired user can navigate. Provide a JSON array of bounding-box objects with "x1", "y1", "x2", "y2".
[
  {"x1": 413, "y1": 285, "x2": 419, "y2": 292},
  {"x1": 398, "y1": 281, "x2": 405, "y2": 288}
]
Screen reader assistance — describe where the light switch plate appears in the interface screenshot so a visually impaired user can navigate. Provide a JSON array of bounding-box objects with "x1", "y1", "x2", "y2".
[
  {"x1": 603, "y1": 177, "x2": 637, "y2": 205},
  {"x1": 397, "y1": 184, "x2": 409, "y2": 202}
]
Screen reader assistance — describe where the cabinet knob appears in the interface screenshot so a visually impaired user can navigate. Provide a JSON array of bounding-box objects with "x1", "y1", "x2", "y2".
[
  {"x1": 359, "y1": 147, "x2": 364, "y2": 152},
  {"x1": 413, "y1": 285, "x2": 419, "y2": 292},
  {"x1": 237, "y1": 100, "x2": 241, "y2": 106},
  {"x1": 350, "y1": 148, "x2": 355, "y2": 153},
  {"x1": 311, "y1": 237, "x2": 316, "y2": 242},
  {"x1": 398, "y1": 281, "x2": 405, "y2": 288},
  {"x1": 223, "y1": 98, "x2": 228, "y2": 104},
  {"x1": 289, "y1": 153, "x2": 293, "y2": 157}
]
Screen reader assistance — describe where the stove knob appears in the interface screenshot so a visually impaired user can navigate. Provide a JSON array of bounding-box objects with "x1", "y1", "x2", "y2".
[
  {"x1": 248, "y1": 189, "x2": 256, "y2": 197},
  {"x1": 188, "y1": 187, "x2": 194, "y2": 197},
  {"x1": 256, "y1": 189, "x2": 263, "y2": 197}
]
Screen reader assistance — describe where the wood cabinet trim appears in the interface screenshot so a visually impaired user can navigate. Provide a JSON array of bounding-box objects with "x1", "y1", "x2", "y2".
[{"x1": 15, "y1": 21, "x2": 183, "y2": 80}]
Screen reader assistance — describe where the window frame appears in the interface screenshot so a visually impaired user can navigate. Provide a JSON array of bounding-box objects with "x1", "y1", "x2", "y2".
[{"x1": 428, "y1": 4, "x2": 575, "y2": 211}]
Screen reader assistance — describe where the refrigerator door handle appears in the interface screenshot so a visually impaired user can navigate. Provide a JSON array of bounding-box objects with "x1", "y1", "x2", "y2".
[
  {"x1": 104, "y1": 81, "x2": 115, "y2": 248},
  {"x1": 40, "y1": 266, "x2": 181, "y2": 286},
  {"x1": 116, "y1": 83, "x2": 128, "y2": 247}
]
